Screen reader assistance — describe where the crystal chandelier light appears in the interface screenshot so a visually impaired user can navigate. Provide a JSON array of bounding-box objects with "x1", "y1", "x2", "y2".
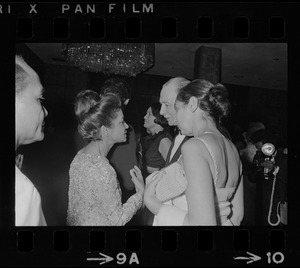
[{"x1": 62, "y1": 43, "x2": 155, "y2": 77}]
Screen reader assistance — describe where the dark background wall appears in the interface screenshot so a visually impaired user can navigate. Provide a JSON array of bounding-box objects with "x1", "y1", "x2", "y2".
[
  {"x1": 16, "y1": 46, "x2": 287, "y2": 225},
  {"x1": 17, "y1": 43, "x2": 287, "y2": 140},
  {"x1": 41, "y1": 62, "x2": 287, "y2": 140}
]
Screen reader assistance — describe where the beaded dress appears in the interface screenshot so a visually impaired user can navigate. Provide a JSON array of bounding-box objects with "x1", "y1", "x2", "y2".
[{"x1": 67, "y1": 150, "x2": 142, "y2": 226}]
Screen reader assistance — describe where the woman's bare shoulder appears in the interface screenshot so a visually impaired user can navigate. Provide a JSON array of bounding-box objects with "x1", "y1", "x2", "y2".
[{"x1": 181, "y1": 137, "x2": 210, "y2": 157}]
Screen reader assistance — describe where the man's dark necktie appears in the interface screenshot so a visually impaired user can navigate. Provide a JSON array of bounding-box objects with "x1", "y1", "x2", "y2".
[{"x1": 165, "y1": 136, "x2": 190, "y2": 166}]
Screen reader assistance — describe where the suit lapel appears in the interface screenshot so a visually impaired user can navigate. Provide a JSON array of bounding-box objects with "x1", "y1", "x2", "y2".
[
  {"x1": 165, "y1": 139, "x2": 175, "y2": 166},
  {"x1": 167, "y1": 136, "x2": 190, "y2": 165}
]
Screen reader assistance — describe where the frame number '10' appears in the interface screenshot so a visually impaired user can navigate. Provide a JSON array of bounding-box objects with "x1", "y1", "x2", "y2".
[{"x1": 266, "y1": 252, "x2": 284, "y2": 264}]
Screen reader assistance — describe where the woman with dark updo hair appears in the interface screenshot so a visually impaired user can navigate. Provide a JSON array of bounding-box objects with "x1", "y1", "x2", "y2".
[
  {"x1": 144, "y1": 79, "x2": 244, "y2": 226},
  {"x1": 142, "y1": 102, "x2": 173, "y2": 174},
  {"x1": 67, "y1": 90, "x2": 144, "y2": 226},
  {"x1": 140, "y1": 102, "x2": 173, "y2": 225}
]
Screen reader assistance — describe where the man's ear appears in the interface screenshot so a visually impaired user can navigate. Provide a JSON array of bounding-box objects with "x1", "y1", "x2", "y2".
[{"x1": 188, "y1": 96, "x2": 198, "y2": 113}]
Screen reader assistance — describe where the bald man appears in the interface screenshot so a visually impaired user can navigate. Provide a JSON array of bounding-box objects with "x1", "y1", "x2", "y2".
[
  {"x1": 142, "y1": 77, "x2": 191, "y2": 225},
  {"x1": 159, "y1": 77, "x2": 191, "y2": 165}
]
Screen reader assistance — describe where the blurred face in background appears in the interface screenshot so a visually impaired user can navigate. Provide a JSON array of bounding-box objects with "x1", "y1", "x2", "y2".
[
  {"x1": 16, "y1": 61, "x2": 48, "y2": 147},
  {"x1": 254, "y1": 141, "x2": 264, "y2": 151},
  {"x1": 144, "y1": 107, "x2": 156, "y2": 131}
]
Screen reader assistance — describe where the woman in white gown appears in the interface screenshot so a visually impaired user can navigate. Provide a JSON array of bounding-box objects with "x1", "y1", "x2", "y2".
[{"x1": 144, "y1": 79, "x2": 244, "y2": 226}]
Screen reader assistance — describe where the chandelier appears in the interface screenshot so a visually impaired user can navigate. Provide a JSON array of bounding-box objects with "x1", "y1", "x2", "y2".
[{"x1": 62, "y1": 43, "x2": 155, "y2": 77}]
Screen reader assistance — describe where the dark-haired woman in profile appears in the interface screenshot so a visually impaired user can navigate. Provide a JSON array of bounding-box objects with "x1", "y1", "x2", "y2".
[
  {"x1": 67, "y1": 90, "x2": 144, "y2": 226},
  {"x1": 144, "y1": 80, "x2": 244, "y2": 226},
  {"x1": 141, "y1": 102, "x2": 173, "y2": 225},
  {"x1": 142, "y1": 102, "x2": 173, "y2": 174}
]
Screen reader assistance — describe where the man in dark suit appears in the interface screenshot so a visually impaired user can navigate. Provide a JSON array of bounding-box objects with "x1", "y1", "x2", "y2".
[
  {"x1": 159, "y1": 77, "x2": 191, "y2": 165},
  {"x1": 142, "y1": 77, "x2": 191, "y2": 226}
]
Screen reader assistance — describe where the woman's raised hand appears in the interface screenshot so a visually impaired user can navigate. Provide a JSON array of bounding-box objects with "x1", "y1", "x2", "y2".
[{"x1": 130, "y1": 165, "x2": 145, "y2": 194}]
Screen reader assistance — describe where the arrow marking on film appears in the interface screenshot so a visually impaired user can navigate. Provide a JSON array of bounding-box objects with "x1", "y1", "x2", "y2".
[
  {"x1": 234, "y1": 251, "x2": 261, "y2": 264},
  {"x1": 87, "y1": 252, "x2": 114, "y2": 265}
]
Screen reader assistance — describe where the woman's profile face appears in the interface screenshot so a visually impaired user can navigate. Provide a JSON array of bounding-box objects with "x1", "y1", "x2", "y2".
[
  {"x1": 143, "y1": 107, "x2": 156, "y2": 130},
  {"x1": 175, "y1": 100, "x2": 192, "y2": 136},
  {"x1": 109, "y1": 109, "x2": 128, "y2": 143},
  {"x1": 16, "y1": 72, "x2": 48, "y2": 146}
]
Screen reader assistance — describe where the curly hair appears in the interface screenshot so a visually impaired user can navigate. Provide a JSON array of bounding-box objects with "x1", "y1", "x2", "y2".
[{"x1": 75, "y1": 90, "x2": 122, "y2": 141}]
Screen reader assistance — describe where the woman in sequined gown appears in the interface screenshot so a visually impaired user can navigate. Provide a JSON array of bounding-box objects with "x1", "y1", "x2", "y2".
[
  {"x1": 67, "y1": 91, "x2": 144, "y2": 226},
  {"x1": 144, "y1": 79, "x2": 244, "y2": 226}
]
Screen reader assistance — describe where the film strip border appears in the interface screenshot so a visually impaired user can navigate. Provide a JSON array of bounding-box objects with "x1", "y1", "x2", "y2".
[
  {"x1": 16, "y1": 14, "x2": 286, "y2": 41},
  {"x1": 1, "y1": 227, "x2": 289, "y2": 266},
  {"x1": 16, "y1": 15, "x2": 286, "y2": 40},
  {"x1": 0, "y1": 2, "x2": 290, "y2": 41},
  {"x1": 1, "y1": 1, "x2": 299, "y2": 267}
]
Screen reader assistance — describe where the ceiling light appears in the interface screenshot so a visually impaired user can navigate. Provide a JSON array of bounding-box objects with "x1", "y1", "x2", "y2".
[{"x1": 62, "y1": 43, "x2": 155, "y2": 77}]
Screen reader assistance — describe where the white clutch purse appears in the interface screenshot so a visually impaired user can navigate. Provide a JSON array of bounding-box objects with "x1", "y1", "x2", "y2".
[{"x1": 148, "y1": 162, "x2": 187, "y2": 202}]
